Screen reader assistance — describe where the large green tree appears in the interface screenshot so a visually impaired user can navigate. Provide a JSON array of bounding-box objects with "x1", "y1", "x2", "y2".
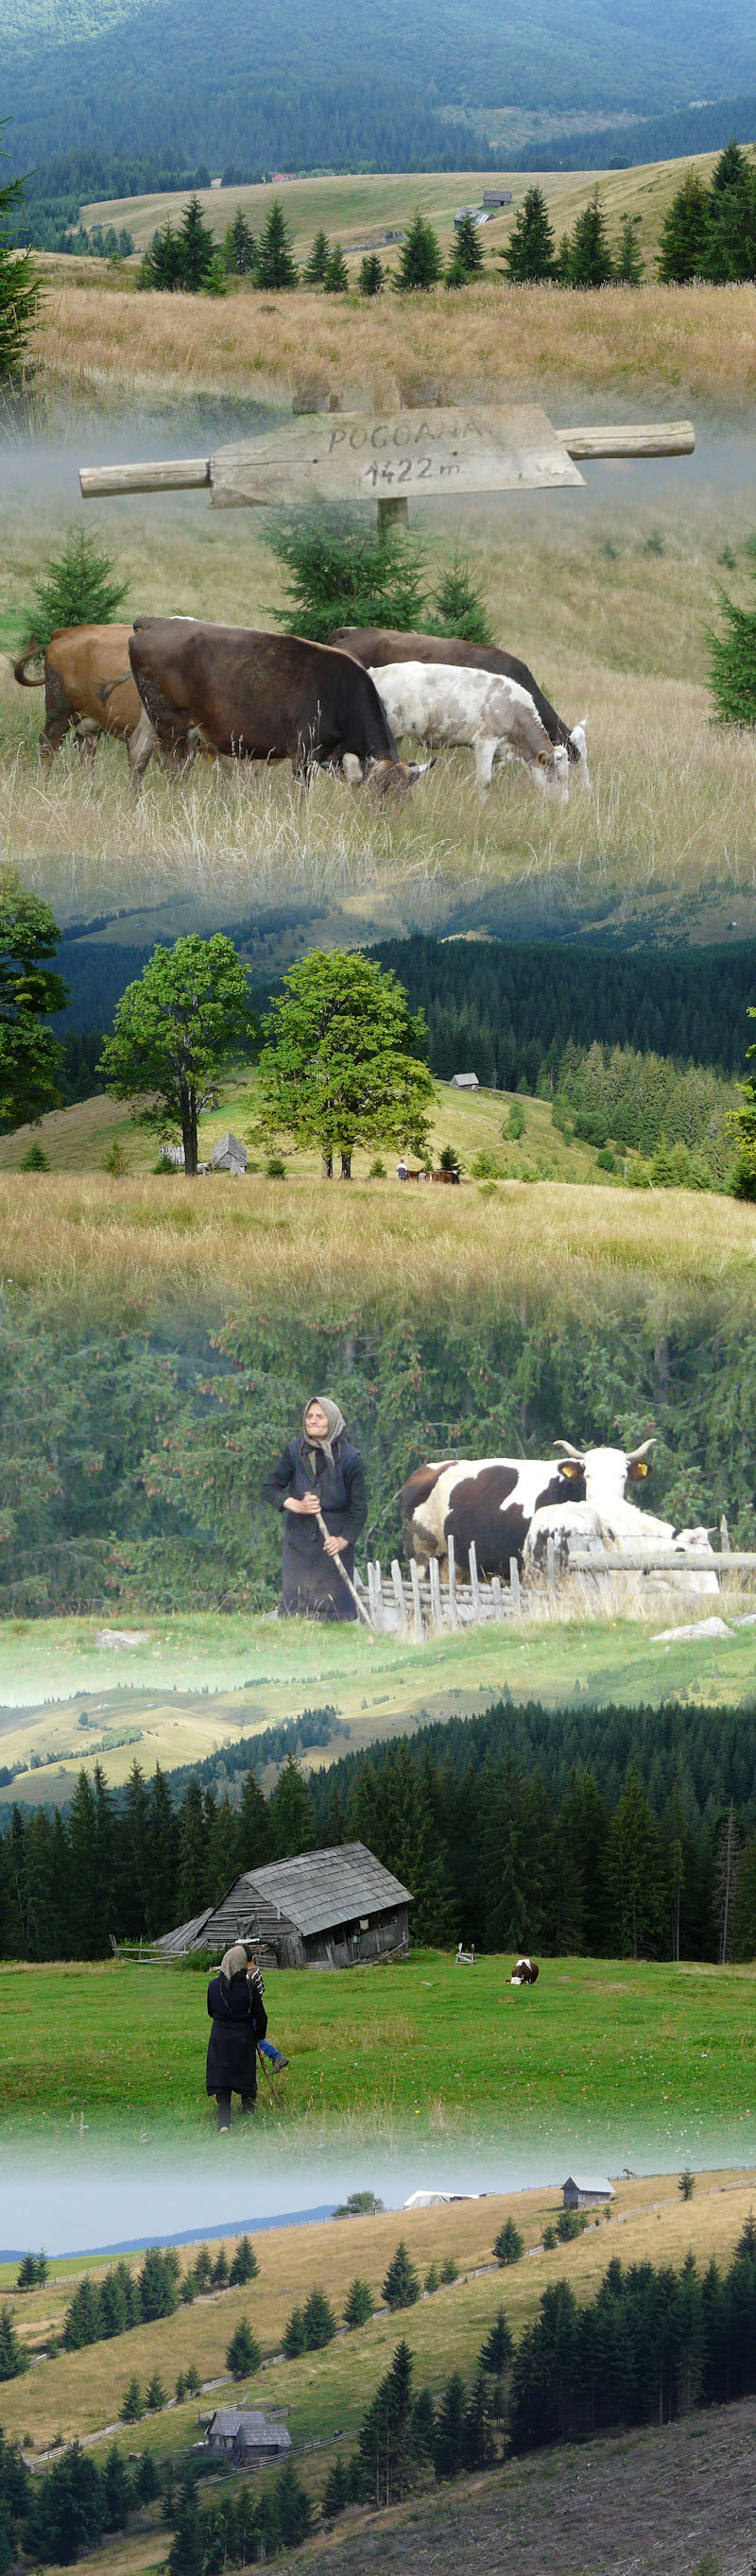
[
  {"x1": 566, "y1": 188, "x2": 614, "y2": 287},
  {"x1": 0, "y1": 874, "x2": 68, "y2": 1132},
  {"x1": 657, "y1": 169, "x2": 712, "y2": 281},
  {"x1": 500, "y1": 185, "x2": 556, "y2": 283},
  {"x1": 99, "y1": 934, "x2": 257, "y2": 1176},
  {"x1": 395, "y1": 211, "x2": 442, "y2": 289},
  {"x1": 0, "y1": 125, "x2": 41, "y2": 377},
  {"x1": 256, "y1": 948, "x2": 434, "y2": 1177},
  {"x1": 255, "y1": 201, "x2": 298, "y2": 287}
]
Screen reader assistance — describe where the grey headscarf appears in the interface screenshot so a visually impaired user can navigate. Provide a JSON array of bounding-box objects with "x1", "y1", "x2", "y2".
[
  {"x1": 301, "y1": 1395, "x2": 346, "y2": 1473},
  {"x1": 220, "y1": 1943, "x2": 249, "y2": 1982}
]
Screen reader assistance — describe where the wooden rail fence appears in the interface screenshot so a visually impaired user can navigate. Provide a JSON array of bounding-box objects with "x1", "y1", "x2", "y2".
[{"x1": 361, "y1": 1544, "x2": 756, "y2": 1639}]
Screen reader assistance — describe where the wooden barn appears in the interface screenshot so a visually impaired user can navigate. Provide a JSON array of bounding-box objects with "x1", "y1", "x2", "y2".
[
  {"x1": 157, "y1": 1842, "x2": 413, "y2": 1968},
  {"x1": 562, "y1": 2173, "x2": 615, "y2": 2209},
  {"x1": 199, "y1": 2409, "x2": 291, "y2": 2468}
]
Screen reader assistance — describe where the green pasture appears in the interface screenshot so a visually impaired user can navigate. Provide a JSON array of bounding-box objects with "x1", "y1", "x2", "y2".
[
  {"x1": 5, "y1": 1606, "x2": 756, "y2": 1787},
  {"x1": 4, "y1": 1952, "x2": 756, "y2": 2160}
]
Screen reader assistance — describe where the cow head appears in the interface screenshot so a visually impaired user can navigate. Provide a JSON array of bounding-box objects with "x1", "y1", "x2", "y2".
[
  {"x1": 529, "y1": 743, "x2": 569, "y2": 804},
  {"x1": 555, "y1": 1439, "x2": 655, "y2": 1506},
  {"x1": 341, "y1": 754, "x2": 433, "y2": 797}
]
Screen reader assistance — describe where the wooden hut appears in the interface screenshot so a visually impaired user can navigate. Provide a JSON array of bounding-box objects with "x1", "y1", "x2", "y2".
[
  {"x1": 200, "y1": 2409, "x2": 291, "y2": 2467},
  {"x1": 157, "y1": 1842, "x2": 412, "y2": 1967},
  {"x1": 562, "y1": 2173, "x2": 615, "y2": 2209}
]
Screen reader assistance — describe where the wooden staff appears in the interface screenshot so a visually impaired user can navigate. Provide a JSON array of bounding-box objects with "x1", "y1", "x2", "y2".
[{"x1": 315, "y1": 1508, "x2": 375, "y2": 1633}]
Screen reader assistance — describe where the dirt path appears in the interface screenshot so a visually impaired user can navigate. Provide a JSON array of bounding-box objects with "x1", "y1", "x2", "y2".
[{"x1": 284, "y1": 2395, "x2": 756, "y2": 2576}]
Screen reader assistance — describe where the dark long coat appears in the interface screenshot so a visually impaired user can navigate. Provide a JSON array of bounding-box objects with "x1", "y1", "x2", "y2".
[
  {"x1": 205, "y1": 1968, "x2": 268, "y2": 2099},
  {"x1": 262, "y1": 1435, "x2": 368, "y2": 1619}
]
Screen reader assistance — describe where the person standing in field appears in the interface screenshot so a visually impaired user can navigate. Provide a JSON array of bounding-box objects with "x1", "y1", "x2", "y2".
[
  {"x1": 262, "y1": 1395, "x2": 367, "y2": 1620},
  {"x1": 206, "y1": 1943, "x2": 267, "y2": 2134}
]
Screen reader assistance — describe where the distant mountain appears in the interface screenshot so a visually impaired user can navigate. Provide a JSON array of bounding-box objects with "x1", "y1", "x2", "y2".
[
  {"x1": 5, "y1": 0, "x2": 756, "y2": 181},
  {"x1": 0, "y1": 2207, "x2": 337, "y2": 2261},
  {"x1": 517, "y1": 93, "x2": 756, "y2": 169}
]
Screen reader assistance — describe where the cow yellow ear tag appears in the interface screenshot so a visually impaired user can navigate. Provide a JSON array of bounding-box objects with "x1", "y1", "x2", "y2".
[{"x1": 561, "y1": 1461, "x2": 581, "y2": 1480}]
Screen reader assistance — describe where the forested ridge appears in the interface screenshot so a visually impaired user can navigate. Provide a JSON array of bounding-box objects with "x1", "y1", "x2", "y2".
[
  {"x1": 2, "y1": 1285, "x2": 756, "y2": 1618},
  {"x1": 5, "y1": 1691, "x2": 756, "y2": 1959},
  {"x1": 5, "y1": 0, "x2": 755, "y2": 183}
]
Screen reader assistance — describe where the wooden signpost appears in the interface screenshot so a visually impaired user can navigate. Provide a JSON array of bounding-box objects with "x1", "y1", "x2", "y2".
[{"x1": 79, "y1": 400, "x2": 696, "y2": 527}]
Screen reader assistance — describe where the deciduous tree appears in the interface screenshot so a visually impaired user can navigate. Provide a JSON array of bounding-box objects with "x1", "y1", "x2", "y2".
[
  {"x1": 256, "y1": 949, "x2": 434, "y2": 1178},
  {"x1": 99, "y1": 935, "x2": 256, "y2": 1177}
]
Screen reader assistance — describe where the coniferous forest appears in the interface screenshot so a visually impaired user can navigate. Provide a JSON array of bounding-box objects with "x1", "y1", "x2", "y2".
[{"x1": 5, "y1": 1693, "x2": 756, "y2": 1961}]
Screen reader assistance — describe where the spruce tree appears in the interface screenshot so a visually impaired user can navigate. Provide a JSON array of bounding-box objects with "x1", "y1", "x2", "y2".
[
  {"x1": 395, "y1": 212, "x2": 442, "y2": 289},
  {"x1": 344, "y1": 2276, "x2": 374, "y2": 2327},
  {"x1": 256, "y1": 201, "x2": 298, "y2": 288},
  {"x1": 706, "y1": 160, "x2": 756, "y2": 281},
  {"x1": 382, "y1": 2240, "x2": 421, "y2": 2310},
  {"x1": 229, "y1": 2235, "x2": 259, "y2": 2287},
  {"x1": 235, "y1": 1767, "x2": 270, "y2": 1870},
  {"x1": 178, "y1": 195, "x2": 215, "y2": 290},
  {"x1": 493, "y1": 2219, "x2": 524, "y2": 2266},
  {"x1": 500, "y1": 185, "x2": 556, "y2": 283},
  {"x1": 25, "y1": 526, "x2": 128, "y2": 651},
  {"x1": 303, "y1": 229, "x2": 330, "y2": 283},
  {"x1": 434, "y1": 2372, "x2": 466, "y2": 2479},
  {"x1": 0, "y1": 2308, "x2": 26, "y2": 2381},
  {"x1": 657, "y1": 171, "x2": 712, "y2": 282},
  {"x1": 566, "y1": 190, "x2": 614, "y2": 287},
  {"x1": 120, "y1": 2378, "x2": 144, "y2": 2422},
  {"x1": 226, "y1": 2315, "x2": 261, "y2": 2378},
  {"x1": 616, "y1": 215, "x2": 644, "y2": 283},
  {"x1": 226, "y1": 209, "x2": 256, "y2": 275},
  {"x1": 0, "y1": 123, "x2": 41, "y2": 376},
  {"x1": 322, "y1": 2453, "x2": 349, "y2": 2516},
  {"x1": 359, "y1": 252, "x2": 384, "y2": 295},
  {"x1": 102, "y1": 2443, "x2": 132, "y2": 2532},
  {"x1": 462, "y1": 2374, "x2": 495, "y2": 2469},
  {"x1": 447, "y1": 213, "x2": 484, "y2": 283},
  {"x1": 282, "y1": 2304, "x2": 307, "y2": 2356},
  {"x1": 324, "y1": 243, "x2": 349, "y2": 292}
]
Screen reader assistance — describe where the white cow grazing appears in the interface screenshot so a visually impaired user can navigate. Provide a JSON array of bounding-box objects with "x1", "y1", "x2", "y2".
[
  {"x1": 369, "y1": 661, "x2": 573, "y2": 799},
  {"x1": 524, "y1": 1441, "x2": 719, "y2": 1599}
]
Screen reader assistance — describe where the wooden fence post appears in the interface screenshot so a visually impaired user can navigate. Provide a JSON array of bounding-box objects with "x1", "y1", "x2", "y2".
[
  {"x1": 428, "y1": 1555, "x2": 442, "y2": 1632},
  {"x1": 409, "y1": 1557, "x2": 424, "y2": 1642},
  {"x1": 468, "y1": 1539, "x2": 481, "y2": 1614},
  {"x1": 447, "y1": 1533, "x2": 457, "y2": 1626},
  {"x1": 508, "y1": 1556, "x2": 521, "y2": 1612},
  {"x1": 390, "y1": 1559, "x2": 408, "y2": 1634}
]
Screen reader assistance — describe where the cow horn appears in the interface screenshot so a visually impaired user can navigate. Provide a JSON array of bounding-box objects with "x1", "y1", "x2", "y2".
[
  {"x1": 627, "y1": 1438, "x2": 655, "y2": 1464},
  {"x1": 554, "y1": 1440, "x2": 584, "y2": 1458}
]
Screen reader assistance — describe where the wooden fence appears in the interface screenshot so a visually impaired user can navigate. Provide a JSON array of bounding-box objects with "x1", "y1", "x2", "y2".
[{"x1": 361, "y1": 1542, "x2": 756, "y2": 1640}]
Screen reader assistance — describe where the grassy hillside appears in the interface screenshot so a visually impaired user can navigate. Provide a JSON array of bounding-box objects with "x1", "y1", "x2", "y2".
[{"x1": 3, "y1": 1953, "x2": 756, "y2": 2147}]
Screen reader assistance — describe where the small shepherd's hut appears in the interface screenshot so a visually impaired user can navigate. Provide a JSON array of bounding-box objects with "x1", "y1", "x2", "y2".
[{"x1": 157, "y1": 1842, "x2": 412, "y2": 1968}]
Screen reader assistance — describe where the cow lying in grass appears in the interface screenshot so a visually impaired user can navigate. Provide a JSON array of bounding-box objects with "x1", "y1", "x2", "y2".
[{"x1": 524, "y1": 1441, "x2": 720, "y2": 1599}]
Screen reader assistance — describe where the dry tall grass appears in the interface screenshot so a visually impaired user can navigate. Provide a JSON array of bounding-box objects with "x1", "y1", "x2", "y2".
[
  {"x1": 2, "y1": 1173, "x2": 754, "y2": 1329},
  {"x1": 31, "y1": 274, "x2": 756, "y2": 414},
  {"x1": 4, "y1": 653, "x2": 756, "y2": 934}
]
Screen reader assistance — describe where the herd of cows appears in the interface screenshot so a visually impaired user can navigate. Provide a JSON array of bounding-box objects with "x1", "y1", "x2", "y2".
[
  {"x1": 400, "y1": 1440, "x2": 719, "y2": 1596},
  {"x1": 13, "y1": 618, "x2": 589, "y2": 799}
]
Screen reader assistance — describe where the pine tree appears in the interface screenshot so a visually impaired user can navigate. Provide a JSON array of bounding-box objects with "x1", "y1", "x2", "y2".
[
  {"x1": 282, "y1": 2304, "x2": 307, "y2": 2356},
  {"x1": 303, "y1": 229, "x2": 330, "y2": 283},
  {"x1": 395, "y1": 212, "x2": 442, "y2": 289},
  {"x1": 493, "y1": 2219, "x2": 524, "y2": 2266},
  {"x1": 434, "y1": 2371, "x2": 466, "y2": 2479},
  {"x1": 566, "y1": 190, "x2": 614, "y2": 287},
  {"x1": 0, "y1": 2308, "x2": 26, "y2": 2381},
  {"x1": 357, "y1": 2339, "x2": 418, "y2": 2504},
  {"x1": 462, "y1": 2374, "x2": 495, "y2": 2469},
  {"x1": 322, "y1": 2453, "x2": 349, "y2": 2517},
  {"x1": 302, "y1": 2286, "x2": 337, "y2": 2347},
  {"x1": 657, "y1": 171, "x2": 712, "y2": 282},
  {"x1": 382, "y1": 2240, "x2": 421, "y2": 2310},
  {"x1": 102, "y1": 2443, "x2": 132, "y2": 2532},
  {"x1": 447, "y1": 213, "x2": 484, "y2": 284},
  {"x1": 274, "y1": 2459, "x2": 313, "y2": 2546},
  {"x1": 500, "y1": 185, "x2": 556, "y2": 283},
  {"x1": 212, "y1": 2245, "x2": 230, "y2": 2290},
  {"x1": 256, "y1": 202, "x2": 298, "y2": 288},
  {"x1": 225, "y1": 208, "x2": 256, "y2": 275},
  {"x1": 0, "y1": 123, "x2": 41, "y2": 376},
  {"x1": 234, "y1": 1766, "x2": 270, "y2": 1871},
  {"x1": 343, "y1": 2276, "x2": 374, "y2": 2327},
  {"x1": 607, "y1": 1767, "x2": 668, "y2": 1958},
  {"x1": 616, "y1": 215, "x2": 644, "y2": 283},
  {"x1": 63, "y1": 2278, "x2": 102, "y2": 2349},
  {"x1": 25, "y1": 525, "x2": 128, "y2": 648},
  {"x1": 267, "y1": 1752, "x2": 316, "y2": 1855},
  {"x1": 706, "y1": 160, "x2": 756, "y2": 282},
  {"x1": 226, "y1": 2314, "x2": 261, "y2": 2378},
  {"x1": 429, "y1": 550, "x2": 492, "y2": 646},
  {"x1": 119, "y1": 2378, "x2": 144, "y2": 2422},
  {"x1": 229, "y1": 2235, "x2": 259, "y2": 2287},
  {"x1": 359, "y1": 253, "x2": 384, "y2": 296},
  {"x1": 178, "y1": 195, "x2": 215, "y2": 290},
  {"x1": 324, "y1": 243, "x2": 349, "y2": 293}
]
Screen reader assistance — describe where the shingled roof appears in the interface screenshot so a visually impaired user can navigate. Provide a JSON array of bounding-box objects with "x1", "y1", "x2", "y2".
[{"x1": 239, "y1": 1843, "x2": 411, "y2": 1936}]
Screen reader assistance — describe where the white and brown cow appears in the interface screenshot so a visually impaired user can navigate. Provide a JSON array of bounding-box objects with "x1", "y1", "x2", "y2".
[
  {"x1": 510, "y1": 1957, "x2": 540, "y2": 1985},
  {"x1": 368, "y1": 661, "x2": 571, "y2": 799},
  {"x1": 524, "y1": 1441, "x2": 720, "y2": 1597},
  {"x1": 401, "y1": 1451, "x2": 589, "y2": 1578}
]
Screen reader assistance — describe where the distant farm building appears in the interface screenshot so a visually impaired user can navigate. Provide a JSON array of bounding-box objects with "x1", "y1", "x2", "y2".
[
  {"x1": 454, "y1": 206, "x2": 491, "y2": 230},
  {"x1": 198, "y1": 2409, "x2": 292, "y2": 2468},
  {"x1": 483, "y1": 190, "x2": 513, "y2": 207},
  {"x1": 156, "y1": 1842, "x2": 413, "y2": 1967},
  {"x1": 450, "y1": 1072, "x2": 479, "y2": 1090},
  {"x1": 211, "y1": 1131, "x2": 248, "y2": 1173},
  {"x1": 562, "y1": 2174, "x2": 615, "y2": 2209}
]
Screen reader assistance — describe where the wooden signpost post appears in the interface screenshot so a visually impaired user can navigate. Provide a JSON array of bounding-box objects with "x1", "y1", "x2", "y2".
[{"x1": 79, "y1": 400, "x2": 696, "y2": 528}]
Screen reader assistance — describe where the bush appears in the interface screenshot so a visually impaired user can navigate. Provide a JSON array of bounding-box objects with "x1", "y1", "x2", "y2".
[
  {"x1": 19, "y1": 1142, "x2": 50, "y2": 1170},
  {"x1": 555, "y1": 2207, "x2": 589, "y2": 2241},
  {"x1": 369, "y1": 1156, "x2": 387, "y2": 1177},
  {"x1": 439, "y1": 2257, "x2": 458, "y2": 2285},
  {"x1": 709, "y1": 557, "x2": 756, "y2": 727},
  {"x1": 266, "y1": 1156, "x2": 286, "y2": 1179},
  {"x1": 102, "y1": 1139, "x2": 129, "y2": 1175},
  {"x1": 470, "y1": 1148, "x2": 503, "y2": 1179},
  {"x1": 503, "y1": 1102, "x2": 525, "y2": 1141}
]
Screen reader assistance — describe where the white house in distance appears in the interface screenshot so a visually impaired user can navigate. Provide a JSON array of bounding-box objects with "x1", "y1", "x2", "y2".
[
  {"x1": 449, "y1": 1072, "x2": 479, "y2": 1090},
  {"x1": 562, "y1": 2174, "x2": 615, "y2": 2210}
]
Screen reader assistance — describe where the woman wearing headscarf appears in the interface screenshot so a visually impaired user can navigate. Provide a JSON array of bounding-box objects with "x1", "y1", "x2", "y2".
[
  {"x1": 206, "y1": 1942, "x2": 267, "y2": 2134},
  {"x1": 262, "y1": 1396, "x2": 368, "y2": 1620}
]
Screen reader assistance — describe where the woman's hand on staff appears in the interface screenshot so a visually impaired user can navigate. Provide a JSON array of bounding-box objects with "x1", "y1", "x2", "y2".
[
  {"x1": 322, "y1": 1532, "x2": 349, "y2": 1557},
  {"x1": 284, "y1": 1493, "x2": 321, "y2": 1515}
]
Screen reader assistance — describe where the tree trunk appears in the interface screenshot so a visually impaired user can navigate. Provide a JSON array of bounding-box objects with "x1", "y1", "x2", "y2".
[
  {"x1": 321, "y1": 1148, "x2": 333, "y2": 1178},
  {"x1": 180, "y1": 1085, "x2": 198, "y2": 1177},
  {"x1": 340, "y1": 1150, "x2": 352, "y2": 1178}
]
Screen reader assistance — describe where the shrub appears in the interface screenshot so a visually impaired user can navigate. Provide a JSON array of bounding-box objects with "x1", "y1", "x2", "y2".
[
  {"x1": 102, "y1": 1140, "x2": 129, "y2": 1175},
  {"x1": 266, "y1": 1156, "x2": 286, "y2": 1179},
  {"x1": 19, "y1": 1142, "x2": 50, "y2": 1171},
  {"x1": 119, "y1": 2377, "x2": 144, "y2": 2422},
  {"x1": 439, "y1": 2256, "x2": 458, "y2": 2285},
  {"x1": 709, "y1": 556, "x2": 756, "y2": 728},
  {"x1": 423, "y1": 2263, "x2": 440, "y2": 2293},
  {"x1": 555, "y1": 2207, "x2": 589, "y2": 2241}
]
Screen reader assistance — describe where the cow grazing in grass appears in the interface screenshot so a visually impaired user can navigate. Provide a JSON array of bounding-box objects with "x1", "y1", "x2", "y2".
[
  {"x1": 127, "y1": 620, "x2": 426, "y2": 793},
  {"x1": 524, "y1": 1440, "x2": 720, "y2": 1597},
  {"x1": 329, "y1": 626, "x2": 589, "y2": 781},
  {"x1": 401, "y1": 1451, "x2": 589, "y2": 1578},
  {"x1": 510, "y1": 1957, "x2": 539, "y2": 1985},
  {"x1": 13, "y1": 626, "x2": 145, "y2": 770},
  {"x1": 369, "y1": 660, "x2": 570, "y2": 798}
]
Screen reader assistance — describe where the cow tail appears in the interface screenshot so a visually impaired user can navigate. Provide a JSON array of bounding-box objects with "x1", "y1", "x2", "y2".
[{"x1": 13, "y1": 640, "x2": 45, "y2": 688}]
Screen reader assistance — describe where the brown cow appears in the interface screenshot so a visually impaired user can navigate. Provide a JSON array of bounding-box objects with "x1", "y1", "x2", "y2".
[
  {"x1": 13, "y1": 626, "x2": 146, "y2": 771},
  {"x1": 328, "y1": 627, "x2": 588, "y2": 776},
  {"x1": 127, "y1": 620, "x2": 426, "y2": 792}
]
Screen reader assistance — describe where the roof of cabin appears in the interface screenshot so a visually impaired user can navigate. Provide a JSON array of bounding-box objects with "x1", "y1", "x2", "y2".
[
  {"x1": 228, "y1": 1843, "x2": 412, "y2": 1938},
  {"x1": 208, "y1": 2410, "x2": 291, "y2": 2447}
]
